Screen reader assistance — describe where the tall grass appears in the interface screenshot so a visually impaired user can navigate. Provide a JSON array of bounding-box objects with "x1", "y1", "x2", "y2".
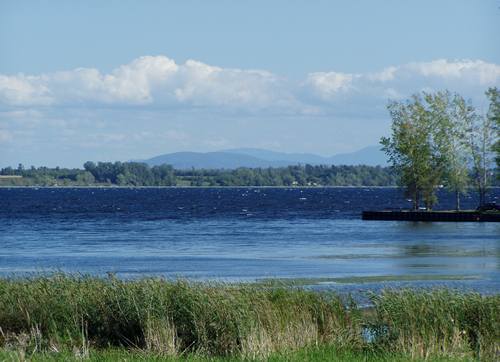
[
  {"x1": 0, "y1": 275, "x2": 498, "y2": 360},
  {"x1": 0, "y1": 275, "x2": 362, "y2": 359},
  {"x1": 370, "y1": 289, "x2": 499, "y2": 360}
]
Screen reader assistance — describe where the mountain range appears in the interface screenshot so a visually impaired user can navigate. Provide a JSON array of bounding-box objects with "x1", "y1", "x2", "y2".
[{"x1": 141, "y1": 146, "x2": 388, "y2": 169}]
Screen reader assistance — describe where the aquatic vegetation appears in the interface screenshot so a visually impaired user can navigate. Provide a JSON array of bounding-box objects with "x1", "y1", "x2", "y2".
[
  {"x1": 0, "y1": 275, "x2": 498, "y2": 360},
  {"x1": 0, "y1": 275, "x2": 362, "y2": 359}
]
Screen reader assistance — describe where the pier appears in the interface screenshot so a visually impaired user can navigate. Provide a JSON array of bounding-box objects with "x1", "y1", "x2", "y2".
[{"x1": 362, "y1": 210, "x2": 500, "y2": 222}]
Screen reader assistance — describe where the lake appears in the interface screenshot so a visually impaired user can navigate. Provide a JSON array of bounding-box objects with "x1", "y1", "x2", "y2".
[{"x1": 1, "y1": 187, "x2": 498, "y2": 294}]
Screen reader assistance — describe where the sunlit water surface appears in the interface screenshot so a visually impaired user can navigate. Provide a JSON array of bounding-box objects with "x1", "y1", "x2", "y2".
[{"x1": 1, "y1": 187, "x2": 498, "y2": 294}]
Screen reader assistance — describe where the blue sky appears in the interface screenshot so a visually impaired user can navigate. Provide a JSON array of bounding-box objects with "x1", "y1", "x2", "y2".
[{"x1": 1, "y1": 0, "x2": 499, "y2": 167}]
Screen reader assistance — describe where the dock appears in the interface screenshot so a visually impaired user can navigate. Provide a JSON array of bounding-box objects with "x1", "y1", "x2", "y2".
[{"x1": 362, "y1": 210, "x2": 500, "y2": 222}]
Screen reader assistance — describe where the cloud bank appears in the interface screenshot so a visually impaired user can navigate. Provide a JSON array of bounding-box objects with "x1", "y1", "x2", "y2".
[
  {"x1": 305, "y1": 59, "x2": 500, "y2": 103},
  {"x1": 0, "y1": 56, "x2": 290, "y2": 109},
  {"x1": 1, "y1": 56, "x2": 498, "y2": 111}
]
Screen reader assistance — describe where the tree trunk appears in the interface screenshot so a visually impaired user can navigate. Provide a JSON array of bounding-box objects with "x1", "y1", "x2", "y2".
[
  {"x1": 455, "y1": 190, "x2": 460, "y2": 211},
  {"x1": 480, "y1": 187, "x2": 485, "y2": 208},
  {"x1": 414, "y1": 190, "x2": 420, "y2": 211},
  {"x1": 425, "y1": 198, "x2": 432, "y2": 211}
]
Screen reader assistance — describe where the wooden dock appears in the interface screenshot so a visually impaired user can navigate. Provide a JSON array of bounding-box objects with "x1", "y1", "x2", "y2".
[{"x1": 362, "y1": 210, "x2": 500, "y2": 222}]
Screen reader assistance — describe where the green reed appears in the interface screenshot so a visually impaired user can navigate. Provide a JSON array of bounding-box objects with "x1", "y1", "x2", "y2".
[
  {"x1": 370, "y1": 289, "x2": 499, "y2": 360},
  {"x1": 0, "y1": 275, "x2": 361, "y2": 358},
  {"x1": 0, "y1": 275, "x2": 498, "y2": 360}
]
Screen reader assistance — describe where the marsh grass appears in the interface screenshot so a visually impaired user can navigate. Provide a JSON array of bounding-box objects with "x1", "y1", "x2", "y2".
[
  {"x1": 0, "y1": 275, "x2": 498, "y2": 360},
  {"x1": 0, "y1": 345, "x2": 484, "y2": 362},
  {"x1": 370, "y1": 289, "x2": 499, "y2": 360},
  {"x1": 0, "y1": 275, "x2": 362, "y2": 359}
]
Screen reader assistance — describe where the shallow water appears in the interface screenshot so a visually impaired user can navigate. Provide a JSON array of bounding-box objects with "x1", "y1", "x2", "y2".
[{"x1": 0, "y1": 187, "x2": 498, "y2": 293}]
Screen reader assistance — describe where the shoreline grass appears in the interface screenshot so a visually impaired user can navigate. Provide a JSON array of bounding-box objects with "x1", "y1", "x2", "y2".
[
  {"x1": 0, "y1": 275, "x2": 498, "y2": 361},
  {"x1": 0, "y1": 345, "x2": 484, "y2": 362}
]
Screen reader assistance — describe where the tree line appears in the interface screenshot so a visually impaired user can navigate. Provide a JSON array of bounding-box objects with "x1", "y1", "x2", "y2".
[
  {"x1": 381, "y1": 87, "x2": 499, "y2": 210},
  {"x1": 0, "y1": 163, "x2": 399, "y2": 187}
]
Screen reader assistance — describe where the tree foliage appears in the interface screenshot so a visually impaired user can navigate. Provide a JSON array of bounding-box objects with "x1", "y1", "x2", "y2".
[
  {"x1": 485, "y1": 87, "x2": 500, "y2": 176},
  {"x1": 382, "y1": 90, "x2": 498, "y2": 210},
  {"x1": 381, "y1": 94, "x2": 443, "y2": 210},
  {"x1": 0, "y1": 162, "x2": 399, "y2": 187}
]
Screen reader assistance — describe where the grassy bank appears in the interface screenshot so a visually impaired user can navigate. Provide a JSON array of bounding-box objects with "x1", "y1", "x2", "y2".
[
  {"x1": 0, "y1": 345, "x2": 482, "y2": 362},
  {"x1": 0, "y1": 275, "x2": 498, "y2": 361}
]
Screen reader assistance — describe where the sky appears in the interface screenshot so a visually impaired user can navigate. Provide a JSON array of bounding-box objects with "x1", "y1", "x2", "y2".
[{"x1": 0, "y1": 0, "x2": 499, "y2": 167}]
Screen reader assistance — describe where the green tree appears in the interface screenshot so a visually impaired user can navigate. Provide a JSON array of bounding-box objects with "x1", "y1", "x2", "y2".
[
  {"x1": 76, "y1": 171, "x2": 96, "y2": 185},
  {"x1": 461, "y1": 91, "x2": 496, "y2": 208},
  {"x1": 381, "y1": 95, "x2": 439, "y2": 210},
  {"x1": 485, "y1": 87, "x2": 500, "y2": 177},
  {"x1": 425, "y1": 92, "x2": 471, "y2": 210},
  {"x1": 380, "y1": 90, "x2": 498, "y2": 211}
]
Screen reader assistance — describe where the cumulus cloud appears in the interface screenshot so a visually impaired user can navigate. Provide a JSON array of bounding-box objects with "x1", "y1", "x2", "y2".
[
  {"x1": 0, "y1": 56, "x2": 290, "y2": 109},
  {"x1": 0, "y1": 74, "x2": 53, "y2": 106},
  {"x1": 174, "y1": 60, "x2": 288, "y2": 107},
  {"x1": 0, "y1": 57, "x2": 498, "y2": 113},
  {"x1": 406, "y1": 59, "x2": 500, "y2": 84},
  {"x1": 307, "y1": 59, "x2": 500, "y2": 103},
  {"x1": 305, "y1": 72, "x2": 356, "y2": 99},
  {"x1": 50, "y1": 56, "x2": 178, "y2": 105}
]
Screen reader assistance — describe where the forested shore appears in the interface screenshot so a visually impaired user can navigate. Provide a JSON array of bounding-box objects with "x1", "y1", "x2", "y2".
[
  {"x1": 0, "y1": 163, "x2": 401, "y2": 187},
  {"x1": 2, "y1": 161, "x2": 499, "y2": 189}
]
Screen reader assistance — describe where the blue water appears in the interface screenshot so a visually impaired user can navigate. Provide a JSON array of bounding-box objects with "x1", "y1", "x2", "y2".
[{"x1": 1, "y1": 187, "x2": 499, "y2": 294}]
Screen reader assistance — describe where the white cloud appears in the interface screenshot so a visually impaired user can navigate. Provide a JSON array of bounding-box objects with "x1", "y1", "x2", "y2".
[
  {"x1": 367, "y1": 66, "x2": 398, "y2": 82},
  {"x1": 0, "y1": 57, "x2": 498, "y2": 114},
  {"x1": 305, "y1": 72, "x2": 356, "y2": 99},
  {"x1": 46, "y1": 56, "x2": 179, "y2": 105},
  {"x1": 174, "y1": 59, "x2": 284, "y2": 107},
  {"x1": 0, "y1": 56, "x2": 289, "y2": 109},
  {"x1": 0, "y1": 74, "x2": 53, "y2": 106},
  {"x1": 406, "y1": 59, "x2": 500, "y2": 84},
  {"x1": 306, "y1": 59, "x2": 500, "y2": 103}
]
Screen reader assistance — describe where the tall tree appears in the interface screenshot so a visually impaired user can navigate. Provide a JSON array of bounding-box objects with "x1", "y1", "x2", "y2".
[
  {"x1": 485, "y1": 87, "x2": 500, "y2": 177},
  {"x1": 381, "y1": 91, "x2": 476, "y2": 210},
  {"x1": 462, "y1": 93, "x2": 495, "y2": 208},
  {"x1": 423, "y1": 91, "x2": 453, "y2": 209},
  {"x1": 433, "y1": 92, "x2": 472, "y2": 210},
  {"x1": 381, "y1": 95, "x2": 438, "y2": 210}
]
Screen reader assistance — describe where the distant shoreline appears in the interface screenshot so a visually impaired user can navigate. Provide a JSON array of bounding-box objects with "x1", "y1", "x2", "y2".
[
  {"x1": 0, "y1": 185, "x2": 402, "y2": 189},
  {"x1": 2, "y1": 185, "x2": 499, "y2": 189}
]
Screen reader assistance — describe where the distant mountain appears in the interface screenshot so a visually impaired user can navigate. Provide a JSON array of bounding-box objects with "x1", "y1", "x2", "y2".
[
  {"x1": 327, "y1": 146, "x2": 388, "y2": 166},
  {"x1": 142, "y1": 146, "x2": 388, "y2": 169},
  {"x1": 220, "y1": 148, "x2": 328, "y2": 164},
  {"x1": 221, "y1": 146, "x2": 388, "y2": 166},
  {"x1": 144, "y1": 152, "x2": 290, "y2": 169}
]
